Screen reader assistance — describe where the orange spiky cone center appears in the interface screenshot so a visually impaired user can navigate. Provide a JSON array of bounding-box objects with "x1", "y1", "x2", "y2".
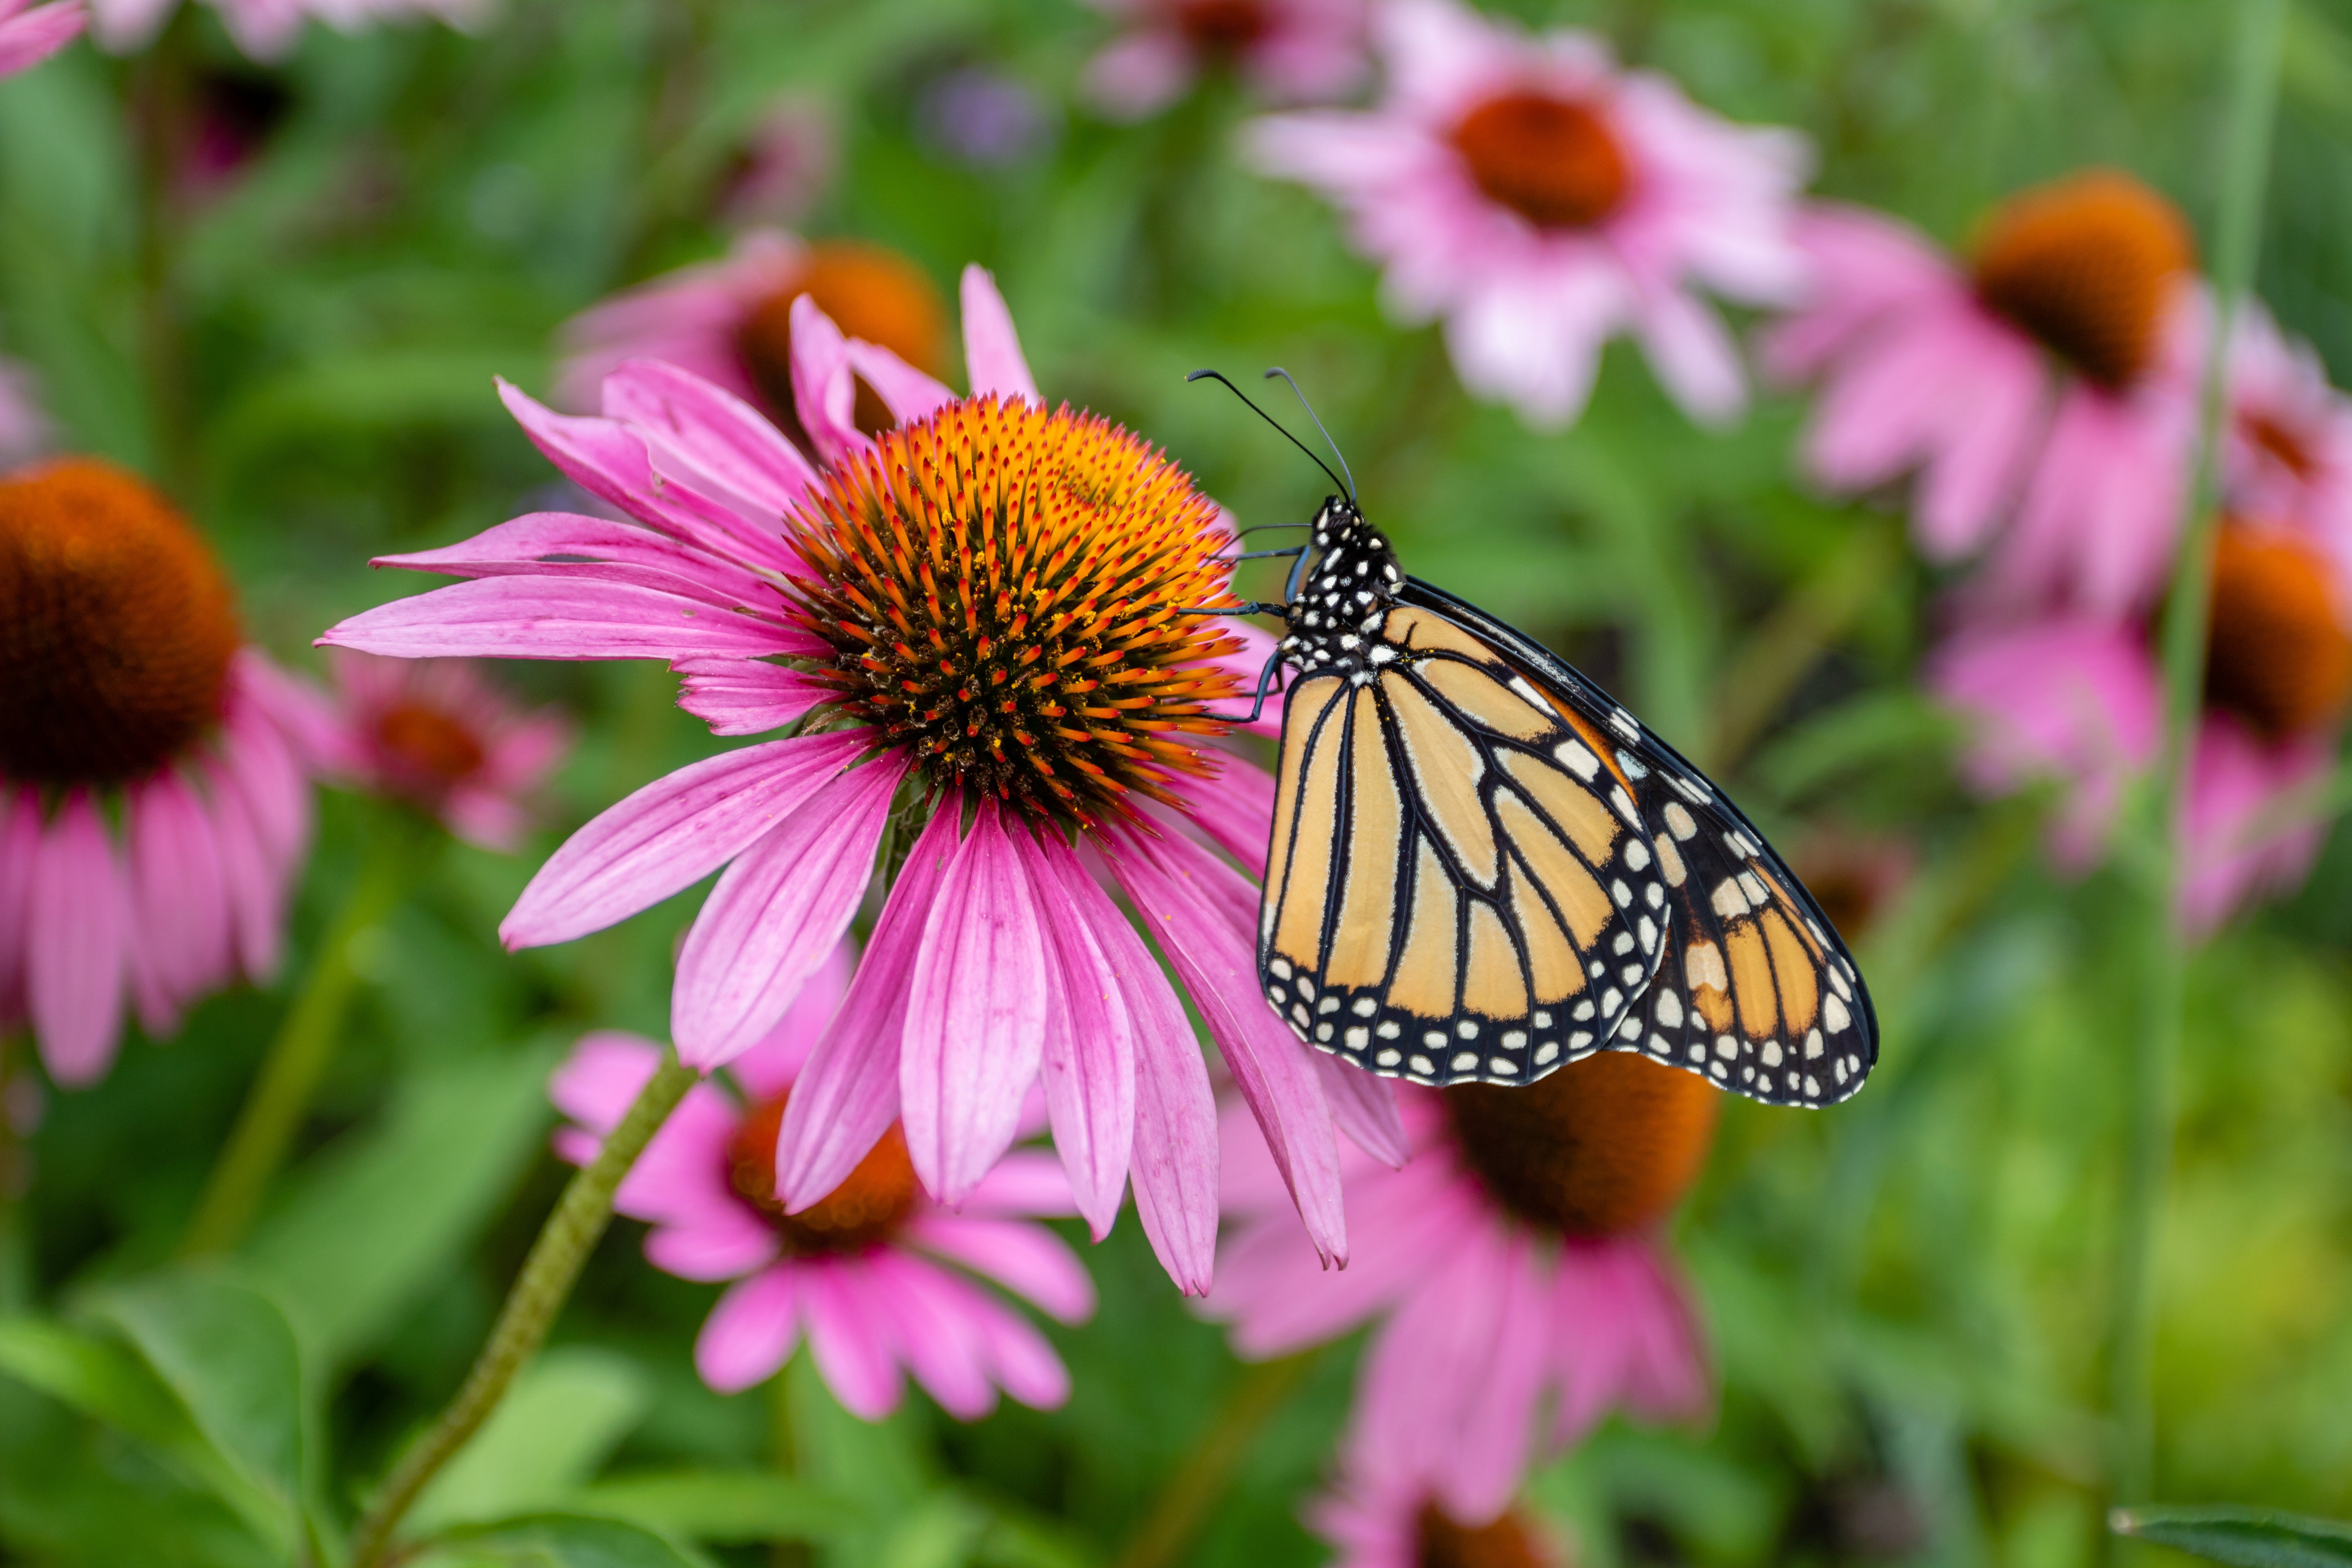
[
  {"x1": 1416, "y1": 1501, "x2": 1552, "y2": 1568},
  {"x1": 1970, "y1": 169, "x2": 2193, "y2": 391},
  {"x1": 0, "y1": 457, "x2": 240, "y2": 786},
  {"x1": 2203, "y1": 521, "x2": 2352, "y2": 740},
  {"x1": 1443, "y1": 1050, "x2": 1718, "y2": 1238},
  {"x1": 783, "y1": 393, "x2": 1244, "y2": 831},
  {"x1": 1450, "y1": 89, "x2": 1630, "y2": 232},
  {"x1": 738, "y1": 241, "x2": 950, "y2": 441},
  {"x1": 727, "y1": 1091, "x2": 922, "y2": 1256}
]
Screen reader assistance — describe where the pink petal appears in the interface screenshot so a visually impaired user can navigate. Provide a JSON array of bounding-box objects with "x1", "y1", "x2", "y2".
[
  {"x1": 1428, "y1": 1234, "x2": 1552, "y2": 1522},
  {"x1": 124, "y1": 771, "x2": 232, "y2": 1020},
  {"x1": 0, "y1": 788, "x2": 40, "y2": 1022},
  {"x1": 961, "y1": 1285, "x2": 1071, "y2": 1410},
  {"x1": 646, "y1": 1211, "x2": 783, "y2": 1283},
  {"x1": 372, "y1": 513, "x2": 766, "y2": 608},
  {"x1": 729, "y1": 936, "x2": 856, "y2": 1101},
  {"x1": 1632, "y1": 286, "x2": 1747, "y2": 426},
  {"x1": 1175, "y1": 754, "x2": 1277, "y2": 879},
  {"x1": 320, "y1": 576, "x2": 792, "y2": 664},
  {"x1": 774, "y1": 804, "x2": 960, "y2": 1211},
  {"x1": 900, "y1": 800, "x2": 1049, "y2": 1205},
  {"x1": 1078, "y1": 30, "x2": 1196, "y2": 120},
  {"x1": 958, "y1": 266, "x2": 1041, "y2": 404},
  {"x1": 672, "y1": 753, "x2": 906, "y2": 1069},
  {"x1": 202, "y1": 755, "x2": 286, "y2": 982},
  {"x1": 787, "y1": 296, "x2": 866, "y2": 468},
  {"x1": 843, "y1": 340, "x2": 954, "y2": 425},
  {"x1": 802, "y1": 1260, "x2": 906, "y2": 1418},
  {"x1": 598, "y1": 358, "x2": 818, "y2": 522},
  {"x1": 29, "y1": 792, "x2": 125, "y2": 1086},
  {"x1": 954, "y1": 1148, "x2": 1084, "y2": 1218},
  {"x1": 614, "y1": 1085, "x2": 747, "y2": 1225},
  {"x1": 548, "y1": 1030, "x2": 665, "y2": 1136},
  {"x1": 0, "y1": 0, "x2": 83, "y2": 75},
  {"x1": 673, "y1": 657, "x2": 831, "y2": 736},
  {"x1": 905, "y1": 1214, "x2": 1097, "y2": 1324},
  {"x1": 862, "y1": 1252, "x2": 998, "y2": 1419},
  {"x1": 1015, "y1": 830, "x2": 1137, "y2": 1241},
  {"x1": 1310, "y1": 1053, "x2": 1408, "y2": 1167},
  {"x1": 695, "y1": 1263, "x2": 803, "y2": 1394},
  {"x1": 1103, "y1": 826, "x2": 1347, "y2": 1267},
  {"x1": 500, "y1": 729, "x2": 867, "y2": 949}
]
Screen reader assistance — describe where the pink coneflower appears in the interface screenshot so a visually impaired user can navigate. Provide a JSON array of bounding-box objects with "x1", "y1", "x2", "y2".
[
  {"x1": 1078, "y1": 0, "x2": 1366, "y2": 122},
  {"x1": 1207, "y1": 1053, "x2": 1713, "y2": 1523},
  {"x1": 1307, "y1": 1432, "x2": 1565, "y2": 1568},
  {"x1": 0, "y1": 0, "x2": 83, "y2": 77},
  {"x1": 2221, "y1": 299, "x2": 2352, "y2": 562},
  {"x1": 1768, "y1": 171, "x2": 2201, "y2": 618},
  {"x1": 320, "y1": 652, "x2": 571, "y2": 851},
  {"x1": 1, "y1": 457, "x2": 317, "y2": 1085},
  {"x1": 1245, "y1": 0, "x2": 1806, "y2": 429},
  {"x1": 323, "y1": 266, "x2": 1385, "y2": 1291},
  {"x1": 554, "y1": 232, "x2": 949, "y2": 453},
  {"x1": 549, "y1": 947, "x2": 1092, "y2": 1416},
  {"x1": 1932, "y1": 521, "x2": 2352, "y2": 931},
  {"x1": 88, "y1": 0, "x2": 475, "y2": 60}
]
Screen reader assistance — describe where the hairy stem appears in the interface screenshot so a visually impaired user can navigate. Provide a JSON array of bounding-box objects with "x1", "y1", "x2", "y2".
[{"x1": 345, "y1": 1051, "x2": 698, "y2": 1568}]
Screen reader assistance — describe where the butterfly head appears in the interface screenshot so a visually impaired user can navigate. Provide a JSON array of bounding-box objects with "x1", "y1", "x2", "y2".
[{"x1": 1278, "y1": 496, "x2": 1405, "y2": 676}]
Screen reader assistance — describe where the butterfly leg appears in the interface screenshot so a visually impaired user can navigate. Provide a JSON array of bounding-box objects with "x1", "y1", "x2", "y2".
[
  {"x1": 1173, "y1": 603, "x2": 1286, "y2": 616},
  {"x1": 1211, "y1": 547, "x2": 1310, "y2": 566},
  {"x1": 1236, "y1": 646, "x2": 1289, "y2": 724}
]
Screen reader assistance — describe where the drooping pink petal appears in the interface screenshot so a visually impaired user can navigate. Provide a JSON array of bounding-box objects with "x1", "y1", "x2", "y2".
[
  {"x1": 730, "y1": 937, "x2": 856, "y2": 1100},
  {"x1": 862, "y1": 1252, "x2": 999, "y2": 1419},
  {"x1": 124, "y1": 771, "x2": 231, "y2": 1028},
  {"x1": 1425, "y1": 1232, "x2": 1552, "y2": 1523},
  {"x1": 321, "y1": 576, "x2": 792, "y2": 664},
  {"x1": 1104, "y1": 825, "x2": 1348, "y2": 1267},
  {"x1": 1176, "y1": 753, "x2": 1278, "y2": 879},
  {"x1": 787, "y1": 296, "x2": 866, "y2": 468},
  {"x1": 844, "y1": 340, "x2": 954, "y2": 426},
  {"x1": 775, "y1": 804, "x2": 962, "y2": 1211},
  {"x1": 28, "y1": 792, "x2": 125, "y2": 1085},
  {"x1": 905, "y1": 1214, "x2": 1097, "y2": 1323},
  {"x1": 549, "y1": 1030, "x2": 664, "y2": 1134},
  {"x1": 613, "y1": 1087, "x2": 746, "y2": 1226},
  {"x1": 202, "y1": 753, "x2": 286, "y2": 982},
  {"x1": 802, "y1": 1260, "x2": 906, "y2": 1418},
  {"x1": 959, "y1": 265, "x2": 1041, "y2": 404},
  {"x1": 500, "y1": 729, "x2": 866, "y2": 949},
  {"x1": 1310, "y1": 1052, "x2": 1408, "y2": 1167},
  {"x1": 695, "y1": 1263, "x2": 804, "y2": 1394},
  {"x1": 673, "y1": 657, "x2": 831, "y2": 736},
  {"x1": 0, "y1": 0, "x2": 83, "y2": 75},
  {"x1": 672, "y1": 754, "x2": 906, "y2": 1069},
  {"x1": 961, "y1": 1282, "x2": 1072, "y2": 1410},
  {"x1": 645, "y1": 1210, "x2": 783, "y2": 1283},
  {"x1": 900, "y1": 800, "x2": 1050, "y2": 1205},
  {"x1": 597, "y1": 358, "x2": 819, "y2": 523},
  {"x1": 0, "y1": 788, "x2": 40, "y2": 1023},
  {"x1": 1015, "y1": 829, "x2": 1137, "y2": 1241},
  {"x1": 371, "y1": 513, "x2": 768, "y2": 609}
]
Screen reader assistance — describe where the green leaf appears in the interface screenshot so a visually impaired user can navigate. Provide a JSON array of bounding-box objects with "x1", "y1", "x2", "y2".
[
  {"x1": 408, "y1": 1348, "x2": 654, "y2": 1533},
  {"x1": 2112, "y1": 1507, "x2": 2352, "y2": 1568},
  {"x1": 573, "y1": 1468, "x2": 862, "y2": 1544},
  {"x1": 242, "y1": 1046, "x2": 561, "y2": 1370},
  {"x1": 419, "y1": 1512, "x2": 708, "y2": 1568}
]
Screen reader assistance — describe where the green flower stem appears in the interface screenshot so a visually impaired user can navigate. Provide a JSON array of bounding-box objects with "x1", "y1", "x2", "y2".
[
  {"x1": 347, "y1": 1049, "x2": 699, "y2": 1568},
  {"x1": 2107, "y1": 0, "x2": 2288, "y2": 1523},
  {"x1": 0, "y1": 1033, "x2": 30, "y2": 1316},
  {"x1": 1111, "y1": 1350, "x2": 1317, "y2": 1568},
  {"x1": 179, "y1": 822, "x2": 413, "y2": 1259}
]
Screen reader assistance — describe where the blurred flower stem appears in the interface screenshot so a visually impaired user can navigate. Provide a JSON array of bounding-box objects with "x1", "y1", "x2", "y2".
[
  {"x1": 178, "y1": 812, "x2": 418, "y2": 1258},
  {"x1": 0, "y1": 1034, "x2": 30, "y2": 1315},
  {"x1": 130, "y1": 9, "x2": 196, "y2": 497},
  {"x1": 1111, "y1": 1350, "x2": 1318, "y2": 1568},
  {"x1": 346, "y1": 1049, "x2": 698, "y2": 1568},
  {"x1": 2106, "y1": 0, "x2": 2287, "y2": 1528}
]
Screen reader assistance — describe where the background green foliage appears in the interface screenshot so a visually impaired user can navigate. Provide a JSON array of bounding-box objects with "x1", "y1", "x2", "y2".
[{"x1": 6, "y1": 1, "x2": 2352, "y2": 1564}]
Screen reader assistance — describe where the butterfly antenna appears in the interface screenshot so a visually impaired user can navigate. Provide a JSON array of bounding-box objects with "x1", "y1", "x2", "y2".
[
  {"x1": 1263, "y1": 368, "x2": 1355, "y2": 504},
  {"x1": 1187, "y1": 368, "x2": 1352, "y2": 501}
]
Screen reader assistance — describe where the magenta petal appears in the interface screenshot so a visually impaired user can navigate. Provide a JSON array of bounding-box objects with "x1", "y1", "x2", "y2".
[
  {"x1": 803, "y1": 1261, "x2": 906, "y2": 1418},
  {"x1": 501, "y1": 729, "x2": 866, "y2": 949},
  {"x1": 673, "y1": 657, "x2": 831, "y2": 736},
  {"x1": 844, "y1": 340, "x2": 955, "y2": 425},
  {"x1": 864, "y1": 1252, "x2": 998, "y2": 1420},
  {"x1": 959, "y1": 266, "x2": 1042, "y2": 403},
  {"x1": 905, "y1": 1214, "x2": 1097, "y2": 1324},
  {"x1": 1104, "y1": 827, "x2": 1347, "y2": 1267},
  {"x1": 774, "y1": 804, "x2": 962, "y2": 1211},
  {"x1": 0, "y1": 788, "x2": 40, "y2": 1022},
  {"x1": 1310, "y1": 1052, "x2": 1408, "y2": 1168},
  {"x1": 29, "y1": 792, "x2": 125, "y2": 1086},
  {"x1": 203, "y1": 756, "x2": 284, "y2": 982},
  {"x1": 900, "y1": 800, "x2": 1050, "y2": 1205},
  {"x1": 694, "y1": 1263, "x2": 803, "y2": 1394},
  {"x1": 0, "y1": 0, "x2": 85, "y2": 74},
  {"x1": 1178, "y1": 755, "x2": 1277, "y2": 879},
  {"x1": 672, "y1": 754, "x2": 906, "y2": 1069},
  {"x1": 787, "y1": 296, "x2": 867, "y2": 468},
  {"x1": 954, "y1": 1149, "x2": 1082, "y2": 1218},
  {"x1": 730, "y1": 937, "x2": 856, "y2": 1101},
  {"x1": 645, "y1": 1211, "x2": 784, "y2": 1283},
  {"x1": 1429, "y1": 1234, "x2": 1552, "y2": 1522},
  {"x1": 1015, "y1": 831, "x2": 1137, "y2": 1241},
  {"x1": 125, "y1": 771, "x2": 231, "y2": 1016},
  {"x1": 599, "y1": 357, "x2": 819, "y2": 521},
  {"x1": 320, "y1": 576, "x2": 791, "y2": 664},
  {"x1": 372, "y1": 513, "x2": 762, "y2": 607},
  {"x1": 961, "y1": 1285, "x2": 1071, "y2": 1410}
]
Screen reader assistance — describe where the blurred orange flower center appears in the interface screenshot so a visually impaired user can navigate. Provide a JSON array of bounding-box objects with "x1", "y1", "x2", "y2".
[
  {"x1": 1970, "y1": 169, "x2": 2192, "y2": 391},
  {"x1": 1174, "y1": 0, "x2": 1271, "y2": 52},
  {"x1": 2202, "y1": 522, "x2": 2352, "y2": 740},
  {"x1": 1416, "y1": 1500, "x2": 1549, "y2": 1568},
  {"x1": 1450, "y1": 90, "x2": 1630, "y2": 232},
  {"x1": 375, "y1": 700, "x2": 487, "y2": 786},
  {"x1": 784, "y1": 393, "x2": 1243, "y2": 831},
  {"x1": 1443, "y1": 1050, "x2": 1718, "y2": 1238},
  {"x1": 738, "y1": 242, "x2": 949, "y2": 443},
  {"x1": 0, "y1": 457, "x2": 240, "y2": 787},
  {"x1": 727, "y1": 1091, "x2": 922, "y2": 1256}
]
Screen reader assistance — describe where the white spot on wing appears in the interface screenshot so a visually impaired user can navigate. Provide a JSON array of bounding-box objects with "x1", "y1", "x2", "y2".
[{"x1": 1555, "y1": 740, "x2": 1600, "y2": 780}]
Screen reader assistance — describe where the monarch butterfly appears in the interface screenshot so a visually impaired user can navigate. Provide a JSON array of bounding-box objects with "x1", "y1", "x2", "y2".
[{"x1": 1198, "y1": 372, "x2": 1878, "y2": 1107}]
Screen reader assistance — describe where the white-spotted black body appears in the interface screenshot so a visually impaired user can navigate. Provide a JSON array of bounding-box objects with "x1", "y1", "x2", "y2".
[{"x1": 1276, "y1": 497, "x2": 1405, "y2": 680}]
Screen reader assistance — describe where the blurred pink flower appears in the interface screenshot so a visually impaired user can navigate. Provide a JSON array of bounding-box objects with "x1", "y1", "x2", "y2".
[
  {"x1": 1205, "y1": 1057, "x2": 1712, "y2": 1521},
  {"x1": 0, "y1": 359, "x2": 53, "y2": 466},
  {"x1": 718, "y1": 98, "x2": 836, "y2": 231},
  {"x1": 2221, "y1": 298, "x2": 2352, "y2": 559},
  {"x1": 0, "y1": 0, "x2": 83, "y2": 77},
  {"x1": 2, "y1": 458, "x2": 321, "y2": 1085},
  {"x1": 88, "y1": 0, "x2": 477, "y2": 60},
  {"x1": 323, "y1": 266, "x2": 1387, "y2": 1292},
  {"x1": 1767, "y1": 172, "x2": 2201, "y2": 619},
  {"x1": 321, "y1": 651, "x2": 571, "y2": 851},
  {"x1": 1079, "y1": 0, "x2": 1366, "y2": 122},
  {"x1": 550, "y1": 950, "x2": 1093, "y2": 1416},
  {"x1": 1245, "y1": 0, "x2": 1807, "y2": 428},
  {"x1": 1931, "y1": 520, "x2": 2352, "y2": 931},
  {"x1": 1306, "y1": 1430, "x2": 1565, "y2": 1568}
]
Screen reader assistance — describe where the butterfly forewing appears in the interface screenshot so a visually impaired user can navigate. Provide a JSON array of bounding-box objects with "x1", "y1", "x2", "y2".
[{"x1": 1258, "y1": 604, "x2": 1668, "y2": 1086}]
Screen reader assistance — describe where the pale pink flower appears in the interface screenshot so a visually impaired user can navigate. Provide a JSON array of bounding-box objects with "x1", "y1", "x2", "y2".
[
  {"x1": 323, "y1": 266, "x2": 1396, "y2": 1293},
  {"x1": 1767, "y1": 172, "x2": 2202, "y2": 619},
  {"x1": 1, "y1": 457, "x2": 321, "y2": 1085},
  {"x1": 1206, "y1": 1061, "x2": 1711, "y2": 1521},
  {"x1": 0, "y1": 358, "x2": 52, "y2": 466},
  {"x1": 1246, "y1": 0, "x2": 1807, "y2": 428},
  {"x1": 0, "y1": 0, "x2": 82, "y2": 77},
  {"x1": 549, "y1": 947, "x2": 1092, "y2": 1416},
  {"x1": 319, "y1": 652, "x2": 571, "y2": 851},
  {"x1": 88, "y1": 0, "x2": 475, "y2": 60},
  {"x1": 1079, "y1": 0, "x2": 1367, "y2": 122},
  {"x1": 1306, "y1": 1430, "x2": 1566, "y2": 1568}
]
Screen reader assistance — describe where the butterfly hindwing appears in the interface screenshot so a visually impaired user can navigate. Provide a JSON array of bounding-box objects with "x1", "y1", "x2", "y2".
[{"x1": 1257, "y1": 604, "x2": 1667, "y2": 1085}]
